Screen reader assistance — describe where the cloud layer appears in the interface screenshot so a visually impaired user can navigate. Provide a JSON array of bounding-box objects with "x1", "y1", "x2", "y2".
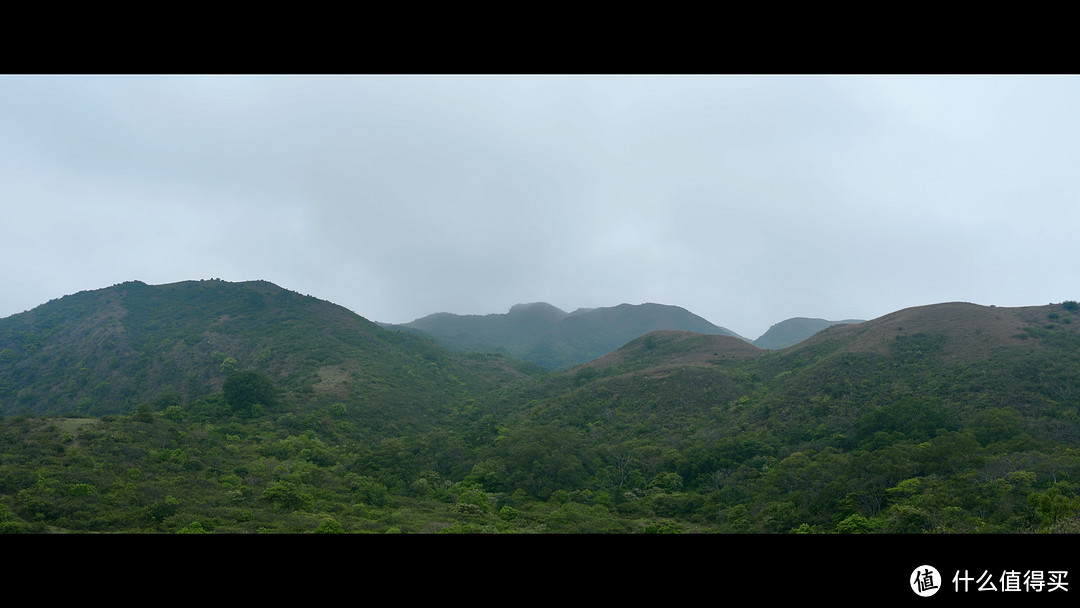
[{"x1": 3, "y1": 75, "x2": 1078, "y2": 339}]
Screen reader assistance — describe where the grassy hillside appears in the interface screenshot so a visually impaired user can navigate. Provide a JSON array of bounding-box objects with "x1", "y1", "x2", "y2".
[{"x1": 0, "y1": 280, "x2": 540, "y2": 417}]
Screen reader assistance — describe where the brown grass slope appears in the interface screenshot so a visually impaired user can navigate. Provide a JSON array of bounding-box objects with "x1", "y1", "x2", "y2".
[
  {"x1": 782, "y1": 301, "x2": 1077, "y2": 361},
  {"x1": 580, "y1": 330, "x2": 763, "y2": 374}
]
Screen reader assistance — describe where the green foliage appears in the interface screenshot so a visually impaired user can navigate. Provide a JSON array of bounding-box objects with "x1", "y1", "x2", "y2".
[
  {"x1": 642, "y1": 520, "x2": 684, "y2": 534},
  {"x1": 835, "y1": 513, "x2": 878, "y2": 534},
  {"x1": 261, "y1": 481, "x2": 314, "y2": 512},
  {"x1": 455, "y1": 487, "x2": 491, "y2": 512},
  {"x1": 176, "y1": 521, "x2": 210, "y2": 534},
  {"x1": 149, "y1": 495, "x2": 180, "y2": 522},
  {"x1": 314, "y1": 518, "x2": 345, "y2": 534},
  {"x1": 349, "y1": 476, "x2": 389, "y2": 507},
  {"x1": 69, "y1": 483, "x2": 94, "y2": 496},
  {"x1": 223, "y1": 370, "x2": 278, "y2": 414},
  {"x1": 648, "y1": 471, "x2": 684, "y2": 493},
  {"x1": 134, "y1": 403, "x2": 154, "y2": 423},
  {"x1": 889, "y1": 332, "x2": 946, "y2": 364},
  {"x1": 855, "y1": 397, "x2": 955, "y2": 447},
  {"x1": 164, "y1": 406, "x2": 186, "y2": 421},
  {"x1": 970, "y1": 407, "x2": 1026, "y2": 447},
  {"x1": 219, "y1": 357, "x2": 239, "y2": 375},
  {"x1": 1030, "y1": 485, "x2": 1080, "y2": 532}
]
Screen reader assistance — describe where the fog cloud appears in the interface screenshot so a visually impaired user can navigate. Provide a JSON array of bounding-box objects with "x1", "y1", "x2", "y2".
[{"x1": 2, "y1": 75, "x2": 1078, "y2": 339}]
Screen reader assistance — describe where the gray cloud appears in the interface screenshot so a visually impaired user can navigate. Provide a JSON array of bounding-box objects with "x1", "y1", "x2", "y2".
[{"x1": 2, "y1": 75, "x2": 1078, "y2": 339}]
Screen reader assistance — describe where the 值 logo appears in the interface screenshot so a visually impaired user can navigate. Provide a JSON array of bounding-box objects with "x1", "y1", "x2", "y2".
[{"x1": 911, "y1": 565, "x2": 941, "y2": 597}]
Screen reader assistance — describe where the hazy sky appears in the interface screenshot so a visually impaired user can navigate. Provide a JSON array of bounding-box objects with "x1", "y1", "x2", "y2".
[{"x1": 2, "y1": 75, "x2": 1079, "y2": 339}]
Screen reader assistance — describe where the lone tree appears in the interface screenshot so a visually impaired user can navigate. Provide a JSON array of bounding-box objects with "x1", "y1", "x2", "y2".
[
  {"x1": 134, "y1": 402, "x2": 154, "y2": 423},
  {"x1": 223, "y1": 370, "x2": 278, "y2": 414}
]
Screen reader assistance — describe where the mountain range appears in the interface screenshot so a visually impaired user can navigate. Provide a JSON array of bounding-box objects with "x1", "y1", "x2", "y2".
[
  {"x1": 391, "y1": 303, "x2": 862, "y2": 369},
  {"x1": 3, "y1": 279, "x2": 1080, "y2": 534}
]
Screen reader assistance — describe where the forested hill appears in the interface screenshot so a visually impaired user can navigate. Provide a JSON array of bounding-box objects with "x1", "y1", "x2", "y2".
[
  {"x1": 5, "y1": 282, "x2": 1080, "y2": 534},
  {"x1": 394, "y1": 302, "x2": 747, "y2": 370},
  {"x1": 462, "y1": 299, "x2": 1080, "y2": 532},
  {"x1": 0, "y1": 280, "x2": 539, "y2": 417}
]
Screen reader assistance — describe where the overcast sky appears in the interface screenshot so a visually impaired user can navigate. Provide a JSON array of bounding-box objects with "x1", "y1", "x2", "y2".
[{"x1": 2, "y1": 75, "x2": 1079, "y2": 339}]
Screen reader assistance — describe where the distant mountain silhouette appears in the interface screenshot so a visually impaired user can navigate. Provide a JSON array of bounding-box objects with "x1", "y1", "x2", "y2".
[
  {"x1": 395, "y1": 302, "x2": 747, "y2": 370},
  {"x1": 753, "y1": 317, "x2": 864, "y2": 350}
]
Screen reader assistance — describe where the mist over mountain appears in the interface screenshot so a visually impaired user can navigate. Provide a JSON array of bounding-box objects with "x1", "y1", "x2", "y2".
[
  {"x1": 393, "y1": 302, "x2": 747, "y2": 370},
  {"x1": 393, "y1": 302, "x2": 868, "y2": 367},
  {"x1": 393, "y1": 301, "x2": 569, "y2": 358}
]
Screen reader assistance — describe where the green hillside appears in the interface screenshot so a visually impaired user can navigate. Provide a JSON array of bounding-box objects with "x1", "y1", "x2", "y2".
[
  {"x1": 0, "y1": 280, "x2": 539, "y2": 418},
  {"x1": 467, "y1": 300, "x2": 1080, "y2": 532},
  {"x1": 3, "y1": 285, "x2": 1080, "y2": 534}
]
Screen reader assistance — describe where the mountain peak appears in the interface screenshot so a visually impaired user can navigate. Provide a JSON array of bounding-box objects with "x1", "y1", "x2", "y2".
[
  {"x1": 507, "y1": 302, "x2": 568, "y2": 318},
  {"x1": 754, "y1": 317, "x2": 865, "y2": 350}
]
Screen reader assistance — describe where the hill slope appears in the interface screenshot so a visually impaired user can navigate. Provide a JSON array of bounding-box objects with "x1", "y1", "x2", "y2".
[
  {"x1": 0, "y1": 280, "x2": 538, "y2": 416},
  {"x1": 582, "y1": 330, "x2": 764, "y2": 373},
  {"x1": 469, "y1": 300, "x2": 1080, "y2": 531}
]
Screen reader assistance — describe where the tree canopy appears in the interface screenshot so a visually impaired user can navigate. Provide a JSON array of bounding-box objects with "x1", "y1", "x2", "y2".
[{"x1": 223, "y1": 370, "x2": 278, "y2": 413}]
